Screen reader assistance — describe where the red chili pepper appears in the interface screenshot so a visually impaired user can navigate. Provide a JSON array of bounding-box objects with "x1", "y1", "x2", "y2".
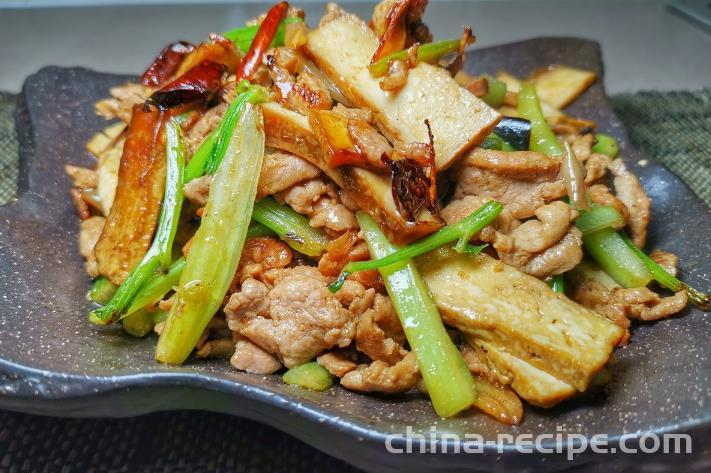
[
  {"x1": 146, "y1": 60, "x2": 225, "y2": 109},
  {"x1": 141, "y1": 41, "x2": 195, "y2": 88},
  {"x1": 371, "y1": 0, "x2": 410, "y2": 64},
  {"x1": 234, "y1": 1, "x2": 289, "y2": 82}
]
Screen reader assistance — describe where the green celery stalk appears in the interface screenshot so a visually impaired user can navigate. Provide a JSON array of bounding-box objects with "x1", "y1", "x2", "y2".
[
  {"x1": 252, "y1": 197, "x2": 329, "y2": 257},
  {"x1": 90, "y1": 119, "x2": 186, "y2": 324},
  {"x1": 155, "y1": 119, "x2": 186, "y2": 270},
  {"x1": 480, "y1": 133, "x2": 504, "y2": 150},
  {"x1": 283, "y1": 362, "x2": 334, "y2": 391},
  {"x1": 358, "y1": 212, "x2": 476, "y2": 417},
  {"x1": 122, "y1": 307, "x2": 155, "y2": 338},
  {"x1": 576, "y1": 205, "x2": 624, "y2": 235},
  {"x1": 581, "y1": 227, "x2": 652, "y2": 288},
  {"x1": 501, "y1": 140, "x2": 516, "y2": 152},
  {"x1": 223, "y1": 17, "x2": 303, "y2": 54},
  {"x1": 481, "y1": 74, "x2": 507, "y2": 108},
  {"x1": 481, "y1": 133, "x2": 516, "y2": 152},
  {"x1": 152, "y1": 309, "x2": 170, "y2": 325},
  {"x1": 619, "y1": 233, "x2": 710, "y2": 310},
  {"x1": 549, "y1": 274, "x2": 565, "y2": 293},
  {"x1": 205, "y1": 85, "x2": 269, "y2": 175},
  {"x1": 184, "y1": 84, "x2": 268, "y2": 184},
  {"x1": 330, "y1": 201, "x2": 502, "y2": 291},
  {"x1": 183, "y1": 130, "x2": 216, "y2": 183},
  {"x1": 125, "y1": 257, "x2": 185, "y2": 317},
  {"x1": 87, "y1": 277, "x2": 117, "y2": 305},
  {"x1": 592, "y1": 133, "x2": 619, "y2": 159},
  {"x1": 155, "y1": 103, "x2": 266, "y2": 364},
  {"x1": 246, "y1": 221, "x2": 276, "y2": 239},
  {"x1": 517, "y1": 83, "x2": 562, "y2": 157},
  {"x1": 124, "y1": 223, "x2": 274, "y2": 317},
  {"x1": 369, "y1": 38, "x2": 461, "y2": 78}
]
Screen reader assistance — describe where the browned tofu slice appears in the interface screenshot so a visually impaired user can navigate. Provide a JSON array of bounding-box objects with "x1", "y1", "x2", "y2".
[
  {"x1": 305, "y1": 13, "x2": 500, "y2": 170},
  {"x1": 469, "y1": 337, "x2": 578, "y2": 408},
  {"x1": 262, "y1": 102, "x2": 441, "y2": 243},
  {"x1": 94, "y1": 105, "x2": 167, "y2": 285},
  {"x1": 417, "y1": 248, "x2": 625, "y2": 392},
  {"x1": 529, "y1": 65, "x2": 597, "y2": 109},
  {"x1": 262, "y1": 102, "x2": 323, "y2": 164}
]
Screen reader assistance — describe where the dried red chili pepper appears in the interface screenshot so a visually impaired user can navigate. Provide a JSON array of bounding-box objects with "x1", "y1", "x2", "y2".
[
  {"x1": 141, "y1": 41, "x2": 195, "y2": 88},
  {"x1": 371, "y1": 0, "x2": 431, "y2": 64},
  {"x1": 175, "y1": 34, "x2": 241, "y2": 78},
  {"x1": 384, "y1": 120, "x2": 438, "y2": 222},
  {"x1": 234, "y1": 1, "x2": 289, "y2": 82},
  {"x1": 371, "y1": 0, "x2": 410, "y2": 64},
  {"x1": 146, "y1": 60, "x2": 225, "y2": 109}
]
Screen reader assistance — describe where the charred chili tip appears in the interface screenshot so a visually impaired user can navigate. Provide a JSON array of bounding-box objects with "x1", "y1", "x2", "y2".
[
  {"x1": 141, "y1": 41, "x2": 196, "y2": 88},
  {"x1": 146, "y1": 60, "x2": 226, "y2": 109}
]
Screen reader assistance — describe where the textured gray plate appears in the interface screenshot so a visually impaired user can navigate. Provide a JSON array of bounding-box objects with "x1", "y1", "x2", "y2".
[{"x1": 0, "y1": 38, "x2": 710, "y2": 472}]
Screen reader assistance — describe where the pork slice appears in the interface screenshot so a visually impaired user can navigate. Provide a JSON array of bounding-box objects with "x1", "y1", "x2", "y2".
[
  {"x1": 95, "y1": 82, "x2": 152, "y2": 123},
  {"x1": 612, "y1": 287, "x2": 688, "y2": 322},
  {"x1": 275, "y1": 178, "x2": 358, "y2": 233},
  {"x1": 230, "y1": 335, "x2": 283, "y2": 374},
  {"x1": 78, "y1": 216, "x2": 106, "y2": 277},
  {"x1": 609, "y1": 159, "x2": 651, "y2": 248},
  {"x1": 340, "y1": 352, "x2": 420, "y2": 394},
  {"x1": 453, "y1": 152, "x2": 566, "y2": 219},
  {"x1": 257, "y1": 149, "x2": 322, "y2": 200},
  {"x1": 183, "y1": 150, "x2": 321, "y2": 206},
  {"x1": 464, "y1": 148, "x2": 560, "y2": 182},
  {"x1": 224, "y1": 266, "x2": 355, "y2": 368}
]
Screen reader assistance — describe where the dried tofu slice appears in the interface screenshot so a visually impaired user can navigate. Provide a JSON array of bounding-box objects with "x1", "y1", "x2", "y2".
[
  {"x1": 495, "y1": 71, "x2": 523, "y2": 94},
  {"x1": 306, "y1": 13, "x2": 500, "y2": 170},
  {"x1": 495, "y1": 72, "x2": 564, "y2": 122},
  {"x1": 529, "y1": 65, "x2": 596, "y2": 109},
  {"x1": 96, "y1": 135, "x2": 125, "y2": 215},
  {"x1": 262, "y1": 102, "x2": 441, "y2": 244},
  {"x1": 469, "y1": 337, "x2": 577, "y2": 408},
  {"x1": 262, "y1": 102, "x2": 322, "y2": 163},
  {"x1": 85, "y1": 122, "x2": 126, "y2": 157},
  {"x1": 417, "y1": 248, "x2": 625, "y2": 391},
  {"x1": 94, "y1": 105, "x2": 167, "y2": 285}
]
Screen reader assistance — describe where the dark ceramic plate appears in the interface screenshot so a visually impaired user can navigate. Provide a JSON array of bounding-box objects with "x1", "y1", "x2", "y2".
[{"x1": 1, "y1": 38, "x2": 710, "y2": 472}]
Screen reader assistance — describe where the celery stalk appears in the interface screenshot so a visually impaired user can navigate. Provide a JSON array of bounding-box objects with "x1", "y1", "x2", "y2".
[
  {"x1": 517, "y1": 83, "x2": 562, "y2": 157},
  {"x1": 87, "y1": 277, "x2": 117, "y2": 305},
  {"x1": 283, "y1": 362, "x2": 334, "y2": 391},
  {"x1": 576, "y1": 205, "x2": 624, "y2": 235},
  {"x1": 155, "y1": 119, "x2": 186, "y2": 270},
  {"x1": 183, "y1": 130, "x2": 216, "y2": 183},
  {"x1": 619, "y1": 233, "x2": 710, "y2": 310},
  {"x1": 122, "y1": 308, "x2": 155, "y2": 338},
  {"x1": 155, "y1": 103, "x2": 265, "y2": 364},
  {"x1": 591, "y1": 133, "x2": 619, "y2": 159},
  {"x1": 368, "y1": 38, "x2": 461, "y2": 78},
  {"x1": 125, "y1": 257, "x2": 185, "y2": 317},
  {"x1": 252, "y1": 197, "x2": 329, "y2": 257},
  {"x1": 581, "y1": 228, "x2": 652, "y2": 288},
  {"x1": 358, "y1": 212, "x2": 476, "y2": 417},
  {"x1": 330, "y1": 201, "x2": 502, "y2": 291}
]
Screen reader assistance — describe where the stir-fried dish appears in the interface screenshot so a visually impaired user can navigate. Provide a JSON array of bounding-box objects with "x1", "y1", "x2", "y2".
[{"x1": 66, "y1": 1, "x2": 710, "y2": 424}]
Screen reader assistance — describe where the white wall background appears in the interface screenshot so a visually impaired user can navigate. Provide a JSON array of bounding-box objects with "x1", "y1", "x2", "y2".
[{"x1": 0, "y1": 0, "x2": 709, "y2": 93}]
